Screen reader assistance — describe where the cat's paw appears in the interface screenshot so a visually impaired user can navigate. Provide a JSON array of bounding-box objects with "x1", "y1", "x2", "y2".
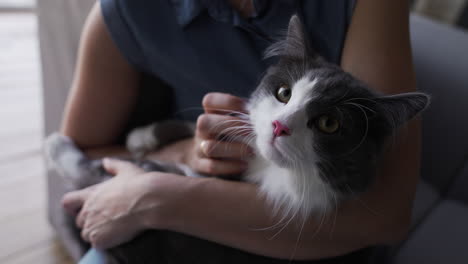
[
  {"x1": 126, "y1": 124, "x2": 159, "y2": 159},
  {"x1": 44, "y1": 133, "x2": 75, "y2": 167},
  {"x1": 43, "y1": 133, "x2": 90, "y2": 188}
]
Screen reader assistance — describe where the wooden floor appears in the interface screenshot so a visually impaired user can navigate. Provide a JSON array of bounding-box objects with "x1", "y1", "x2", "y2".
[{"x1": 0, "y1": 13, "x2": 73, "y2": 264}]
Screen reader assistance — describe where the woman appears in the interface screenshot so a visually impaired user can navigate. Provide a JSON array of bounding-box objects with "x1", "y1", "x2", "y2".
[{"x1": 61, "y1": 0, "x2": 420, "y2": 262}]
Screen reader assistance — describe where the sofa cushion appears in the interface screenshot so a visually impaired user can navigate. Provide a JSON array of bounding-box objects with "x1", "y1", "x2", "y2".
[
  {"x1": 448, "y1": 161, "x2": 468, "y2": 204},
  {"x1": 410, "y1": 15, "x2": 468, "y2": 192},
  {"x1": 47, "y1": 169, "x2": 89, "y2": 261},
  {"x1": 410, "y1": 180, "x2": 439, "y2": 227},
  {"x1": 393, "y1": 200, "x2": 468, "y2": 264}
]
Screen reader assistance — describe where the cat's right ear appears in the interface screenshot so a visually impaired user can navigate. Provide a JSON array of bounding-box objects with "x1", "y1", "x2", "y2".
[
  {"x1": 264, "y1": 15, "x2": 315, "y2": 59},
  {"x1": 375, "y1": 92, "x2": 431, "y2": 127}
]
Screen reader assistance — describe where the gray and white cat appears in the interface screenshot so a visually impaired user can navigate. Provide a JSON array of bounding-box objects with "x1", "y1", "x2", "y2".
[{"x1": 45, "y1": 15, "x2": 429, "y2": 264}]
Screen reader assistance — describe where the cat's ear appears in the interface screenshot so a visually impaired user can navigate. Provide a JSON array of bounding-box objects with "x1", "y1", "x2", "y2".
[
  {"x1": 375, "y1": 92, "x2": 430, "y2": 127},
  {"x1": 264, "y1": 14, "x2": 315, "y2": 59}
]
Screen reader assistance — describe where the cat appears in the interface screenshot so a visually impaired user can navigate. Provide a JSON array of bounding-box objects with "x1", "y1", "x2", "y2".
[{"x1": 44, "y1": 15, "x2": 430, "y2": 264}]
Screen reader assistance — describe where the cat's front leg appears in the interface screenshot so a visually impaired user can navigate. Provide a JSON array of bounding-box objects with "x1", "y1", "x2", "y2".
[{"x1": 126, "y1": 120, "x2": 195, "y2": 160}]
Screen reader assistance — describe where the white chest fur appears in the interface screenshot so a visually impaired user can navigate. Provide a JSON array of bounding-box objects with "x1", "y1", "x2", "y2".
[{"x1": 244, "y1": 156, "x2": 333, "y2": 218}]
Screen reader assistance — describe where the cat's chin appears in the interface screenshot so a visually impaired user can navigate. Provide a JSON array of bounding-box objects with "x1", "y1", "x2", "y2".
[{"x1": 261, "y1": 144, "x2": 294, "y2": 169}]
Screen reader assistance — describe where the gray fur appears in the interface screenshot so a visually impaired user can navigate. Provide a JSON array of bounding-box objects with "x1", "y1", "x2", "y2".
[{"x1": 126, "y1": 120, "x2": 195, "y2": 160}]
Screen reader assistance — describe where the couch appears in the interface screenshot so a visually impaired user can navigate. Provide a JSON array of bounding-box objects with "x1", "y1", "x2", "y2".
[{"x1": 38, "y1": 1, "x2": 468, "y2": 262}]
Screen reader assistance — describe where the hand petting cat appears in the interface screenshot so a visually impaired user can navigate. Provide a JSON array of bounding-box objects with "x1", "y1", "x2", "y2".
[
  {"x1": 61, "y1": 158, "x2": 182, "y2": 249},
  {"x1": 152, "y1": 92, "x2": 253, "y2": 176}
]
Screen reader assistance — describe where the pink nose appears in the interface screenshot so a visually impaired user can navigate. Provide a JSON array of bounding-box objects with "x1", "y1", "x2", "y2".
[{"x1": 272, "y1": 120, "x2": 291, "y2": 137}]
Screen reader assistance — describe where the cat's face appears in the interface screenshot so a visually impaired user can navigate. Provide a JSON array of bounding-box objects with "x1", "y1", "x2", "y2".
[
  {"x1": 246, "y1": 15, "x2": 429, "y2": 209},
  {"x1": 249, "y1": 62, "x2": 388, "y2": 195}
]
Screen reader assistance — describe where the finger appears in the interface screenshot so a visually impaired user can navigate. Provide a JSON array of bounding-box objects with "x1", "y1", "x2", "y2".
[
  {"x1": 196, "y1": 114, "x2": 251, "y2": 140},
  {"x1": 89, "y1": 227, "x2": 113, "y2": 250},
  {"x1": 81, "y1": 226, "x2": 92, "y2": 243},
  {"x1": 202, "y1": 93, "x2": 248, "y2": 114},
  {"x1": 62, "y1": 188, "x2": 93, "y2": 216},
  {"x1": 76, "y1": 209, "x2": 88, "y2": 229},
  {"x1": 91, "y1": 222, "x2": 136, "y2": 250},
  {"x1": 195, "y1": 158, "x2": 247, "y2": 175},
  {"x1": 199, "y1": 140, "x2": 253, "y2": 160},
  {"x1": 103, "y1": 158, "x2": 144, "y2": 175}
]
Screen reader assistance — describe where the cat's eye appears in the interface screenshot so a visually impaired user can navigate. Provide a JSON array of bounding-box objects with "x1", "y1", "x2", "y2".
[
  {"x1": 316, "y1": 115, "x2": 340, "y2": 134},
  {"x1": 275, "y1": 85, "x2": 291, "y2": 104}
]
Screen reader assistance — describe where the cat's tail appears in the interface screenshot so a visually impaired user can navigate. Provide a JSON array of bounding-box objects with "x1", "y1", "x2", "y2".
[{"x1": 44, "y1": 133, "x2": 106, "y2": 189}]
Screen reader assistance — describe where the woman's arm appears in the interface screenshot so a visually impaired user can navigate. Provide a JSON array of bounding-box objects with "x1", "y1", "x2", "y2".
[
  {"x1": 145, "y1": 0, "x2": 418, "y2": 260},
  {"x1": 340, "y1": 0, "x2": 419, "y2": 236},
  {"x1": 61, "y1": 2, "x2": 140, "y2": 151}
]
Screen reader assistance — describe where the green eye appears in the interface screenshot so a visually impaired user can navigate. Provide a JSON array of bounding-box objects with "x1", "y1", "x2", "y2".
[
  {"x1": 275, "y1": 85, "x2": 291, "y2": 103},
  {"x1": 317, "y1": 115, "x2": 340, "y2": 134}
]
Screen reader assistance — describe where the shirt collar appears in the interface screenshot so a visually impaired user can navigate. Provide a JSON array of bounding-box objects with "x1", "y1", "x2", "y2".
[{"x1": 171, "y1": 0, "x2": 269, "y2": 27}]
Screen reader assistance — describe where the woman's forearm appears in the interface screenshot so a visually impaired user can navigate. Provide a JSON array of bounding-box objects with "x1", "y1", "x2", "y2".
[
  {"x1": 150, "y1": 175, "x2": 403, "y2": 260},
  {"x1": 71, "y1": 143, "x2": 408, "y2": 260}
]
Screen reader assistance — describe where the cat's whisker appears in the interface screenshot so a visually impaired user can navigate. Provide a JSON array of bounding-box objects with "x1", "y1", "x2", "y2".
[
  {"x1": 215, "y1": 123, "x2": 253, "y2": 135},
  {"x1": 268, "y1": 206, "x2": 300, "y2": 240},
  {"x1": 217, "y1": 128, "x2": 254, "y2": 145},
  {"x1": 342, "y1": 101, "x2": 376, "y2": 115},
  {"x1": 170, "y1": 106, "x2": 249, "y2": 119},
  {"x1": 267, "y1": 171, "x2": 302, "y2": 236},
  {"x1": 302, "y1": 158, "x2": 335, "y2": 241},
  {"x1": 172, "y1": 106, "x2": 250, "y2": 118},
  {"x1": 204, "y1": 108, "x2": 250, "y2": 118},
  {"x1": 218, "y1": 130, "x2": 254, "y2": 142},
  {"x1": 210, "y1": 120, "x2": 253, "y2": 132},
  {"x1": 268, "y1": 158, "x2": 306, "y2": 239},
  {"x1": 289, "y1": 213, "x2": 306, "y2": 262},
  {"x1": 239, "y1": 134, "x2": 256, "y2": 147},
  {"x1": 202, "y1": 125, "x2": 255, "y2": 160},
  {"x1": 263, "y1": 195, "x2": 297, "y2": 233},
  {"x1": 344, "y1": 184, "x2": 380, "y2": 216},
  {"x1": 340, "y1": 103, "x2": 370, "y2": 156},
  {"x1": 170, "y1": 106, "x2": 205, "y2": 117},
  {"x1": 307, "y1": 202, "x2": 327, "y2": 242},
  {"x1": 212, "y1": 120, "x2": 253, "y2": 133},
  {"x1": 344, "y1": 97, "x2": 378, "y2": 106},
  {"x1": 335, "y1": 106, "x2": 344, "y2": 122},
  {"x1": 253, "y1": 203, "x2": 295, "y2": 232},
  {"x1": 335, "y1": 87, "x2": 352, "y2": 103},
  {"x1": 329, "y1": 191, "x2": 338, "y2": 240},
  {"x1": 218, "y1": 125, "x2": 254, "y2": 134}
]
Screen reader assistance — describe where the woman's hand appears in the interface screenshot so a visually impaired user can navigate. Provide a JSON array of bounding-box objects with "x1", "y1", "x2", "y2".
[
  {"x1": 153, "y1": 93, "x2": 254, "y2": 176},
  {"x1": 61, "y1": 158, "x2": 178, "y2": 249}
]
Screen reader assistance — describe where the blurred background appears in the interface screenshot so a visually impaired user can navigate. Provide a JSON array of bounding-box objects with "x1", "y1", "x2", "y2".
[{"x1": 0, "y1": 0, "x2": 467, "y2": 263}]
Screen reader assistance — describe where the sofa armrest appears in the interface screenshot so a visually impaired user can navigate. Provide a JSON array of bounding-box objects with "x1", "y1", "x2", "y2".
[{"x1": 38, "y1": 0, "x2": 95, "y2": 261}]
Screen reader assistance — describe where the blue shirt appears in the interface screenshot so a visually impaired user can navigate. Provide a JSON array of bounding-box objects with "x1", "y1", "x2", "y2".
[{"x1": 101, "y1": 0, "x2": 355, "y2": 121}]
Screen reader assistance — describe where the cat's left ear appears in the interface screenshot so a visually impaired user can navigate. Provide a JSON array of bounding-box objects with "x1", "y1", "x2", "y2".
[
  {"x1": 264, "y1": 14, "x2": 316, "y2": 59},
  {"x1": 375, "y1": 92, "x2": 430, "y2": 127}
]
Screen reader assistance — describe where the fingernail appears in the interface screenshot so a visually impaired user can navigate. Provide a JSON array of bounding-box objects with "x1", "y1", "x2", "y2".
[{"x1": 200, "y1": 140, "x2": 208, "y2": 155}]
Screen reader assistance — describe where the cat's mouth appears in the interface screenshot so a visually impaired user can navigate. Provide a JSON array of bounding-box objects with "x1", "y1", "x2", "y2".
[{"x1": 267, "y1": 138, "x2": 292, "y2": 167}]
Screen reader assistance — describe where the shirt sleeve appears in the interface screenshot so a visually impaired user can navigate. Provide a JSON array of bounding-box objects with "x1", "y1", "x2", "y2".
[{"x1": 100, "y1": 0, "x2": 148, "y2": 71}]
